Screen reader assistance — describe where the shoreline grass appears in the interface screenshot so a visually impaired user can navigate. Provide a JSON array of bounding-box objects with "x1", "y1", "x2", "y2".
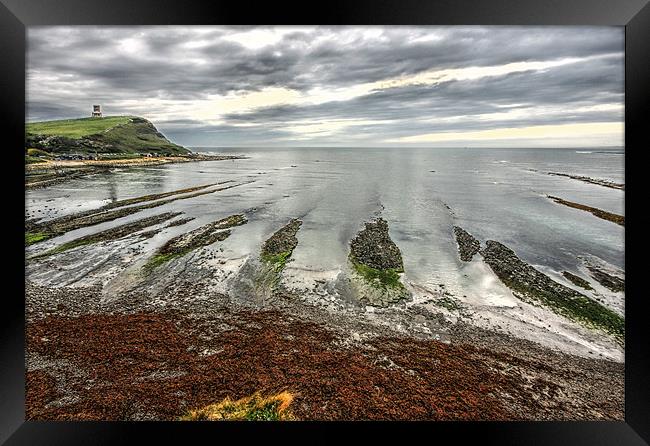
[{"x1": 180, "y1": 391, "x2": 296, "y2": 421}]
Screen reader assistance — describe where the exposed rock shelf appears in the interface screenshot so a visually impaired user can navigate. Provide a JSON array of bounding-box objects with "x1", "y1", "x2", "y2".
[
  {"x1": 587, "y1": 266, "x2": 625, "y2": 292},
  {"x1": 144, "y1": 214, "x2": 247, "y2": 271},
  {"x1": 481, "y1": 241, "x2": 624, "y2": 342},
  {"x1": 29, "y1": 212, "x2": 183, "y2": 260},
  {"x1": 256, "y1": 219, "x2": 304, "y2": 291},
  {"x1": 348, "y1": 218, "x2": 409, "y2": 307},
  {"x1": 562, "y1": 271, "x2": 593, "y2": 291},
  {"x1": 548, "y1": 172, "x2": 624, "y2": 190},
  {"x1": 25, "y1": 181, "x2": 249, "y2": 246},
  {"x1": 547, "y1": 195, "x2": 624, "y2": 226},
  {"x1": 261, "y1": 219, "x2": 303, "y2": 270},
  {"x1": 453, "y1": 226, "x2": 480, "y2": 261}
]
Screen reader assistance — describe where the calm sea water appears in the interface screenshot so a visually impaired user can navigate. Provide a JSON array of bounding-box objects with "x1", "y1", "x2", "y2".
[{"x1": 26, "y1": 147, "x2": 625, "y2": 297}]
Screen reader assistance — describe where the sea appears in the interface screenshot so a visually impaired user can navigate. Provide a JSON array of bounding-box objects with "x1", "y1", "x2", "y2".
[{"x1": 26, "y1": 146, "x2": 625, "y2": 310}]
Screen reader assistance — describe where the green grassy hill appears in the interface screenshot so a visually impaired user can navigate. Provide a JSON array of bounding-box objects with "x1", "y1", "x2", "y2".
[{"x1": 26, "y1": 116, "x2": 189, "y2": 155}]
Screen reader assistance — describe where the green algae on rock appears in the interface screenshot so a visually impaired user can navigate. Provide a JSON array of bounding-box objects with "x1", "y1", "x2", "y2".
[
  {"x1": 260, "y1": 219, "x2": 303, "y2": 273},
  {"x1": 562, "y1": 271, "x2": 594, "y2": 291},
  {"x1": 348, "y1": 218, "x2": 410, "y2": 307},
  {"x1": 482, "y1": 240, "x2": 624, "y2": 342},
  {"x1": 144, "y1": 214, "x2": 247, "y2": 271},
  {"x1": 25, "y1": 181, "x2": 249, "y2": 246},
  {"x1": 29, "y1": 212, "x2": 183, "y2": 260}
]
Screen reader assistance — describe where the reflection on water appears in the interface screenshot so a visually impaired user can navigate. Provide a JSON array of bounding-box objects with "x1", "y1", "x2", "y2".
[{"x1": 26, "y1": 147, "x2": 624, "y2": 299}]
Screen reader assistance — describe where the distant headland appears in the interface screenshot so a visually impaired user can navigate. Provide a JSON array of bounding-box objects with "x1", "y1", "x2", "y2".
[{"x1": 25, "y1": 113, "x2": 245, "y2": 188}]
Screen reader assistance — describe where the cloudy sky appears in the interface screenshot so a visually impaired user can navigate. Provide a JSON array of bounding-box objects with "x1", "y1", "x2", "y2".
[{"x1": 27, "y1": 26, "x2": 624, "y2": 148}]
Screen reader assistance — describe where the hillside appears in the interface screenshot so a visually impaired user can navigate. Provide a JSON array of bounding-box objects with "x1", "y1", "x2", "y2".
[{"x1": 26, "y1": 116, "x2": 189, "y2": 155}]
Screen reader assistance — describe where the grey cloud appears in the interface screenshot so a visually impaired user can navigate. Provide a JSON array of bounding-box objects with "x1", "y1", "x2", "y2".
[
  {"x1": 27, "y1": 26, "x2": 623, "y2": 146},
  {"x1": 221, "y1": 55, "x2": 623, "y2": 127}
]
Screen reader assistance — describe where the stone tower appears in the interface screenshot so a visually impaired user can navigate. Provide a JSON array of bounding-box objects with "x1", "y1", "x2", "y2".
[{"x1": 91, "y1": 104, "x2": 103, "y2": 118}]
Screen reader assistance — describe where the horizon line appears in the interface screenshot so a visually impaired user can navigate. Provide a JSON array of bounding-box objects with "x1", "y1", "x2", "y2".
[{"x1": 189, "y1": 145, "x2": 625, "y2": 150}]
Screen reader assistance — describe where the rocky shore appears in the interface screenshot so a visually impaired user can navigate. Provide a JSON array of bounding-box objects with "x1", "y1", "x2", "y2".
[
  {"x1": 24, "y1": 177, "x2": 625, "y2": 421},
  {"x1": 25, "y1": 281, "x2": 624, "y2": 421},
  {"x1": 481, "y1": 241, "x2": 624, "y2": 342},
  {"x1": 25, "y1": 181, "x2": 249, "y2": 246},
  {"x1": 29, "y1": 212, "x2": 183, "y2": 260}
]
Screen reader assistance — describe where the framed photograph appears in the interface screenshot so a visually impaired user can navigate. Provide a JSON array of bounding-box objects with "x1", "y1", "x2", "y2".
[{"x1": 2, "y1": 0, "x2": 649, "y2": 444}]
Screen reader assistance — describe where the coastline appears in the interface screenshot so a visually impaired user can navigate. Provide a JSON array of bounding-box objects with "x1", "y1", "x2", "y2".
[
  {"x1": 25, "y1": 154, "x2": 247, "y2": 189},
  {"x1": 24, "y1": 151, "x2": 625, "y2": 421}
]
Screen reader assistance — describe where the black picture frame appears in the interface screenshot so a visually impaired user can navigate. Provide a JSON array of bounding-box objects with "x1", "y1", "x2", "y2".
[{"x1": 2, "y1": 0, "x2": 649, "y2": 444}]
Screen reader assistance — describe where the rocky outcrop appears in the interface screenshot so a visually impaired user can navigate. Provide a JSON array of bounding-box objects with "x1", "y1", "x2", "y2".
[
  {"x1": 481, "y1": 241, "x2": 623, "y2": 341},
  {"x1": 29, "y1": 211, "x2": 183, "y2": 259},
  {"x1": 562, "y1": 271, "x2": 593, "y2": 291},
  {"x1": 258, "y1": 218, "x2": 303, "y2": 289},
  {"x1": 144, "y1": 214, "x2": 247, "y2": 270},
  {"x1": 261, "y1": 219, "x2": 302, "y2": 264},
  {"x1": 230, "y1": 219, "x2": 304, "y2": 299},
  {"x1": 548, "y1": 172, "x2": 624, "y2": 190},
  {"x1": 26, "y1": 182, "x2": 247, "y2": 246},
  {"x1": 350, "y1": 218, "x2": 404, "y2": 271},
  {"x1": 587, "y1": 266, "x2": 625, "y2": 293},
  {"x1": 453, "y1": 226, "x2": 480, "y2": 261},
  {"x1": 547, "y1": 196, "x2": 624, "y2": 226},
  {"x1": 349, "y1": 218, "x2": 409, "y2": 307}
]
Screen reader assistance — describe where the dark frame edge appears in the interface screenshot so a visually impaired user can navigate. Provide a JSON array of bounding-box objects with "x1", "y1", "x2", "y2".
[
  {"x1": 624, "y1": 0, "x2": 650, "y2": 443},
  {"x1": 0, "y1": 0, "x2": 26, "y2": 445}
]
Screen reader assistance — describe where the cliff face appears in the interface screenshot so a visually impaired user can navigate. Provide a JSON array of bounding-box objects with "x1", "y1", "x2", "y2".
[{"x1": 26, "y1": 116, "x2": 189, "y2": 155}]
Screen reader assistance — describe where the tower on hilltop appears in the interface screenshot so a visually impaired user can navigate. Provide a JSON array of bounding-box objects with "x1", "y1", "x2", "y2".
[{"x1": 91, "y1": 104, "x2": 103, "y2": 118}]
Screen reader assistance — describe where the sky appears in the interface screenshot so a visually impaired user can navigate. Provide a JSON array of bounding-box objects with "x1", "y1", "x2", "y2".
[{"x1": 27, "y1": 26, "x2": 624, "y2": 148}]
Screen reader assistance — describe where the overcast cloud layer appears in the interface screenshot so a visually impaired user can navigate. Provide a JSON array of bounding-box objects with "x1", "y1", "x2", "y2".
[{"x1": 27, "y1": 26, "x2": 624, "y2": 148}]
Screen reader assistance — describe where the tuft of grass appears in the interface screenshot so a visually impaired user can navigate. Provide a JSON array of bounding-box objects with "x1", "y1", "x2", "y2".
[
  {"x1": 25, "y1": 232, "x2": 49, "y2": 246},
  {"x1": 350, "y1": 258, "x2": 404, "y2": 290},
  {"x1": 180, "y1": 391, "x2": 296, "y2": 421}
]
